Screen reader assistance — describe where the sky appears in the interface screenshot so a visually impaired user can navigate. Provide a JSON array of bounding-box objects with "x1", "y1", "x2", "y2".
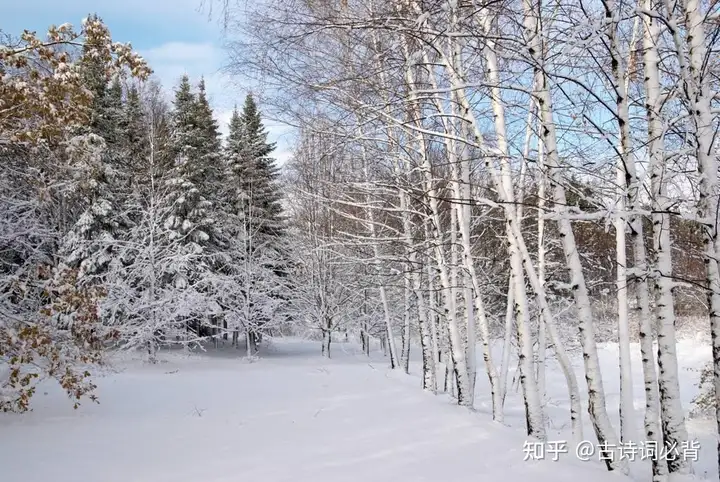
[{"x1": 1, "y1": 0, "x2": 294, "y2": 165}]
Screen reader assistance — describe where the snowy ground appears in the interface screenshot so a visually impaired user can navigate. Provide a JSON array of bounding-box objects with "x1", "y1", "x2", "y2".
[
  {"x1": 484, "y1": 335, "x2": 717, "y2": 480},
  {"x1": 0, "y1": 336, "x2": 714, "y2": 481}
]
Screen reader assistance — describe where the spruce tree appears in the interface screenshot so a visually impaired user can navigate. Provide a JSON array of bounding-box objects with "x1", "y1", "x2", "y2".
[
  {"x1": 193, "y1": 78, "x2": 223, "y2": 205},
  {"x1": 122, "y1": 85, "x2": 149, "y2": 172},
  {"x1": 164, "y1": 75, "x2": 214, "y2": 248},
  {"x1": 226, "y1": 94, "x2": 284, "y2": 238},
  {"x1": 194, "y1": 78, "x2": 222, "y2": 155},
  {"x1": 222, "y1": 95, "x2": 288, "y2": 351},
  {"x1": 60, "y1": 62, "x2": 130, "y2": 281}
]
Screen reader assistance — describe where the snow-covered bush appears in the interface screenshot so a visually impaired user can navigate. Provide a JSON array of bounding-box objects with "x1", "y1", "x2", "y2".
[{"x1": 690, "y1": 362, "x2": 715, "y2": 418}]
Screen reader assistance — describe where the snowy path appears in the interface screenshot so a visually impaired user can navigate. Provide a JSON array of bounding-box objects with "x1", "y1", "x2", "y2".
[{"x1": 2, "y1": 339, "x2": 623, "y2": 482}]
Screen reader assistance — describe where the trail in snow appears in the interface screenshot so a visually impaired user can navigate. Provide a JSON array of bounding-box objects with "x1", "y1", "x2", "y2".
[{"x1": 1, "y1": 338, "x2": 625, "y2": 482}]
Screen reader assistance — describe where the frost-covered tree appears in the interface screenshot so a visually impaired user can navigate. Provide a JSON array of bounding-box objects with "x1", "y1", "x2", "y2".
[
  {"x1": 103, "y1": 102, "x2": 216, "y2": 361},
  {"x1": 193, "y1": 78, "x2": 223, "y2": 202},
  {"x1": 164, "y1": 75, "x2": 216, "y2": 248},
  {"x1": 122, "y1": 85, "x2": 150, "y2": 174},
  {"x1": 228, "y1": 95, "x2": 284, "y2": 239},
  {"x1": 0, "y1": 16, "x2": 150, "y2": 411},
  {"x1": 59, "y1": 60, "x2": 135, "y2": 282},
  {"x1": 220, "y1": 97, "x2": 289, "y2": 350}
]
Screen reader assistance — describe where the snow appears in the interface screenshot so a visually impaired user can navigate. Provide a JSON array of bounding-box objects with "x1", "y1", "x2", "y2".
[
  {"x1": 0, "y1": 337, "x2": 714, "y2": 481},
  {"x1": 490, "y1": 336, "x2": 717, "y2": 480}
]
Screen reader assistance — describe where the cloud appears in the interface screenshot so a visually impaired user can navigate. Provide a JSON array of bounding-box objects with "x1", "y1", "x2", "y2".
[{"x1": 141, "y1": 42, "x2": 222, "y2": 86}]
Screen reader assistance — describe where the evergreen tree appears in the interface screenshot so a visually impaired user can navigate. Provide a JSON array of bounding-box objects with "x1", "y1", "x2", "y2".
[
  {"x1": 225, "y1": 94, "x2": 284, "y2": 238},
  {"x1": 164, "y1": 75, "x2": 214, "y2": 249},
  {"x1": 193, "y1": 78, "x2": 223, "y2": 205},
  {"x1": 102, "y1": 77, "x2": 125, "y2": 149},
  {"x1": 122, "y1": 85, "x2": 149, "y2": 171},
  {"x1": 194, "y1": 78, "x2": 222, "y2": 155},
  {"x1": 79, "y1": 14, "x2": 111, "y2": 137},
  {"x1": 222, "y1": 95, "x2": 288, "y2": 350},
  {"x1": 60, "y1": 57, "x2": 130, "y2": 281}
]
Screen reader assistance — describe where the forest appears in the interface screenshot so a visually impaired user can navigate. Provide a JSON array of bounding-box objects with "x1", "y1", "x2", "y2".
[{"x1": 2, "y1": 0, "x2": 720, "y2": 480}]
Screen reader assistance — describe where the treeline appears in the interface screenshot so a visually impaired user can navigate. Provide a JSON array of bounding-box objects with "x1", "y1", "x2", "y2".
[{"x1": 0, "y1": 16, "x2": 287, "y2": 412}]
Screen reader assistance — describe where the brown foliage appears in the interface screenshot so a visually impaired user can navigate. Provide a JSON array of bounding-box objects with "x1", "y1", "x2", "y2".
[
  {"x1": 0, "y1": 268, "x2": 117, "y2": 413},
  {"x1": 0, "y1": 17, "x2": 151, "y2": 413},
  {"x1": 0, "y1": 17, "x2": 151, "y2": 145}
]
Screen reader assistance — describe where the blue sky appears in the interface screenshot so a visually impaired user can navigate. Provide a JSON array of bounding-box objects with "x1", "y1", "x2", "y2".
[{"x1": 1, "y1": 0, "x2": 294, "y2": 163}]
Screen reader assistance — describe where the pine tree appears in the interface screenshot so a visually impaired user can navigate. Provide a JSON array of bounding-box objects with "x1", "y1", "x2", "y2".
[
  {"x1": 195, "y1": 78, "x2": 222, "y2": 156},
  {"x1": 123, "y1": 85, "x2": 149, "y2": 172},
  {"x1": 0, "y1": 15, "x2": 150, "y2": 410},
  {"x1": 163, "y1": 75, "x2": 214, "y2": 248},
  {"x1": 59, "y1": 72, "x2": 130, "y2": 281},
  {"x1": 102, "y1": 78, "x2": 125, "y2": 149},
  {"x1": 221, "y1": 95, "x2": 288, "y2": 351},
  {"x1": 229, "y1": 94, "x2": 284, "y2": 238},
  {"x1": 193, "y1": 78, "x2": 223, "y2": 205},
  {"x1": 151, "y1": 74, "x2": 219, "y2": 350},
  {"x1": 79, "y1": 14, "x2": 111, "y2": 137},
  {"x1": 225, "y1": 107, "x2": 249, "y2": 215}
]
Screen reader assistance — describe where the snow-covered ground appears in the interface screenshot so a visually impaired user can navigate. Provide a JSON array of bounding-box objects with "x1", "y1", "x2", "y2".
[
  {"x1": 0, "y1": 337, "x2": 714, "y2": 481},
  {"x1": 480, "y1": 335, "x2": 717, "y2": 480}
]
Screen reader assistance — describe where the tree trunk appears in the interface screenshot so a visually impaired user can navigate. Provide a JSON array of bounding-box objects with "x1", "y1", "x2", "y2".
[
  {"x1": 426, "y1": 251, "x2": 442, "y2": 392},
  {"x1": 522, "y1": 0, "x2": 622, "y2": 466},
  {"x1": 500, "y1": 275, "x2": 515, "y2": 407},
  {"x1": 536, "y1": 137, "x2": 547, "y2": 404},
  {"x1": 658, "y1": 0, "x2": 709, "y2": 475},
  {"x1": 360, "y1": 140, "x2": 399, "y2": 369},
  {"x1": 401, "y1": 275, "x2": 412, "y2": 374},
  {"x1": 321, "y1": 330, "x2": 331, "y2": 358},
  {"x1": 603, "y1": 0, "x2": 637, "y2": 443},
  {"x1": 147, "y1": 339, "x2": 157, "y2": 364}
]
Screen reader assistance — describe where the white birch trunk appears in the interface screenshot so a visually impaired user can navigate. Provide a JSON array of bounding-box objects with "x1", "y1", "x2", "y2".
[
  {"x1": 603, "y1": 0, "x2": 637, "y2": 443},
  {"x1": 403, "y1": 38, "x2": 472, "y2": 404},
  {"x1": 650, "y1": 107, "x2": 691, "y2": 479},
  {"x1": 360, "y1": 142, "x2": 399, "y2": 369},
  {"x1": 453, "y1": 130, "x2": 502, "y2": 418},
  {"x1": 421, "y1": 147, "x2": 472, "y2": 405},
  {"x1": 403, "y1": 115, "x2": 469, "y2": 401},
  {"x1": 500, "y1": 275, "x2": 515, "y2": 407},
  {"x1": 678, "y1": 0, "x2": 720, "y2": 472},
  {"x1": 396, "y1": 156, "x2": 435, "y2": 388},
  {"x1": 480, "y1": 19, "x2": 544, "y2": 435},
  {"x1": 413, "y1": 267, "x2": 436, "y2": 392},
  {"x1": 615, "y1": 117, "x2": 634, "y2": 445},
  {"x1": 536, "y1": 137, "x2": 547, "y2": 403},
  {"x1": 425, "y1": 236, "x2": 442, "y2": 391},
  {"x1": 637, "y1": 4, "x2": 668, "y2": 478},
  {"x1": 401, "y1": 275, "x2": 412, "y2": 374},
  {"x1": 434, "y1": 7, "x2": 543, "y2": 430},
  {"x1": 449, "y1": 196, "x2": 466, "y2": 401},
  {"x1": 522, "y1": 0, "x2": 624, "y2": 467},
  {"x1": 659, "y1": 0, "x2": 712, "y2": 474}
]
